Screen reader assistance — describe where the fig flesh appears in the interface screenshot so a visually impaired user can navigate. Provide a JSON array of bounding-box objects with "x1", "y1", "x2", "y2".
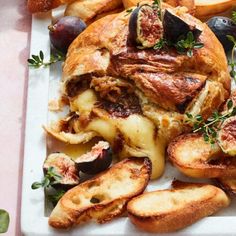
[
  {"x1": 129, "y1": 4, "x2": 163, "y2": 48},
  {"x1": 207, "y1": 17, "x2": 236, "y2": 52},
  {"x1": 48, "y1": 16, "x2": 86, "y2": 54},
  {"x1": 43, "y1": 153, "x2": 80, "y2": 188},
  {"x1": 163, "y1": 9, "x2": 202, "y2": 43},
  {"x1": 75, "y1": 141, "x2": 112, "y2": 175},
  {"x1": 218, "y1": 116, "x2": 236, "y2": 156}
]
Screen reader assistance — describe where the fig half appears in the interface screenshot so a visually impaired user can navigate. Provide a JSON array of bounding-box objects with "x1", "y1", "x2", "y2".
[
  {"x1": 75, "y1": 141, "x2": 112, "y2": 175},
  {"x1": 218, "y1": 116, "x2": 236, "y2": 156},
  {"x1": 43, "y1": 153, "x2": 80, "y2": 188},
  {"x1": 163, "y1": 9, "x2": 202, "y2": 43},
  {"x1": 207, "y1": 17, "x2": 236, "y2": 52},
  {"x1": 129, "y1": 4, "x2": 163, "y2": 48}
]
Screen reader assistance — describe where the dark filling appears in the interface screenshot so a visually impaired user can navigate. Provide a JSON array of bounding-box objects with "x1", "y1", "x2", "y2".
[
  {"x1": 66, "y1": 74, "x2": 91, "y2": 97},
  {"x1": 208, "y1": 156, "x2": 236, "y2": 166},
  {"x1": 96, "y1": 94, "x2": 142, "y2": 118}
]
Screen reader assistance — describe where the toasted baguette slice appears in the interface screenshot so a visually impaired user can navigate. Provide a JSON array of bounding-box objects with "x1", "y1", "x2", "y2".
[
  {"x1": 27, "y1": 0, "x2": 73, "y2": 13},
  {"x1": 127, "y1": 181, "x2": 230, "y2": 233},
  {"x1": 49, "y1": 157, "x2": 151, "y2": 229},
  {"x1": 218, "y1": 178, "x2": 236, "y2": 196},
  {"x1": 64, "y1": 0, "x2": 123, "y2": 24},
  {"x1": 122, "y1": 0, "x2": 195, "y2": 13},
  {"x1": 168, "y1": 133, "x2": 236, "y2": 178},
  {"x1": 195, "y1": 0, "x2": 236, "y2": 19}
]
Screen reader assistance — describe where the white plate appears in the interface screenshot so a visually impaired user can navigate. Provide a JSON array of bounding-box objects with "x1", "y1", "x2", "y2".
[{"x1": 21, "y1": 10, "x2": 236, "y2": 236}]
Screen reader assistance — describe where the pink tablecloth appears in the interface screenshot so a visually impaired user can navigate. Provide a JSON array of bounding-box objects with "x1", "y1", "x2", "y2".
[{"x1": 0, "y1": 1, "x2": 31, "y2": 235}]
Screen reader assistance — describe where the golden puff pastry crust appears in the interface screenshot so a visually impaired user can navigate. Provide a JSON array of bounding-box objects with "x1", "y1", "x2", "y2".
[
  {"x1": 64, "y1": 0, "x2": 123, "y2": 24},
  {"x1": 63, "y1": 2, "x2": 230, "y2": 114},
  {"x1": 46, "y1": 2, "x2": 231, "y2": 179}
]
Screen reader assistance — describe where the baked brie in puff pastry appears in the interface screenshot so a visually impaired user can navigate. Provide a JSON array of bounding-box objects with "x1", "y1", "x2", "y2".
[{"x1": 45, "y1": 2, "x2": 231, "y2": 179}]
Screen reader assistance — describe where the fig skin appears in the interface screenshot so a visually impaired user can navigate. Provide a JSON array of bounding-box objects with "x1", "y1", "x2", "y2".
[
  {"x1": 48, "y1": 16, "x2": 86, "y2": 54},
  {"x1": 75, "y1": 141, "x2": 112, "y2": 175},
  {"x1": 43, "y1": 153, "x2": 80, "y2": 188},
  {"x1": 129, "y1": 4, "x2": 163, "y2": 48},
  {"x1": 218, "y1": 116, "x2": 236, "y2": 156},
  {"x1": 163, "y1": 9, "x2": 202, "y2": 43},
  {"x1": 207, "y1": 17, "x2": 236, "y2": 52}
]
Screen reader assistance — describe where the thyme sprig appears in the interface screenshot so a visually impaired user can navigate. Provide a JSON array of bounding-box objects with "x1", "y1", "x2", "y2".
[
  {"x1": 31, "y1": 167, "x2": 62, "y2": 189},
  {"x1": 28, "y1": 50, "x2": 64, "y2": 68},
  {"x1": 174, "y1": 32, "x2": 204, "y2": 57},
  {"x1": 153, "y1": 38, "x2": 168, "y2": 50},
  {"x1": 125, "y1": 8, "x2": 133, "y2": 16},
  {"x1": 153, "y1": 32, "x2": 204, "y2": 57},
  {"x1": 185, "y1": 99, "x2": 236, "y2": 144},
  {"x1": 232, "y1": 11, "x2": 236, "y2": 24},
  {"x1": 153, "y1": 0, "x2": 162, "y2": 19},
  {"x1": 227, "y1": 35, "x2": 236, "y2": 84},
  {"x1": 47, "y1": 189, "x2": 65, "y2": 206}
]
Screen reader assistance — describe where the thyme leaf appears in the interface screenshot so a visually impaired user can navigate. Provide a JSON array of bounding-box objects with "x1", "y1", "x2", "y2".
[
  {"x1": 31, "y1": 167, "x2": 62, "y2": 190},
  {"x1": 227, "y1": 35, "x2": 236, "y2": 84},
  {"x1": 125, "y1": 8, "x2": 133, "y2": 16},
  {"x1": 185, "y1": 99, "x2": 236, "y2": 145},
  {"x1": 232, "y1": 11, "x2": 236, "y2": 24},
  {"x1": 174, "y1": 32, "x2": 204, "y2": 58},
  {"x1": 153, "y1": 38, "x2": 168, "y2": 50},
  {"x1": 28, "y1": 50, "x2": 65, "y2": 68},
  {"x1": 47, "y1": 190, "x2": 66, "y2": 206},
  {"x1": 153, "y1": 0, "x2": 162, "y2": 19}
]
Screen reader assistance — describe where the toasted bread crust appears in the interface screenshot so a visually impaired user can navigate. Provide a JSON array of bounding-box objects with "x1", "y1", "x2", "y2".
[
  {"x1": 127, "y1": 182, "x2": 230, "y2": 233},
  {"x1": 168, "y1": 133, "x2": 236, "y2": 178},
  {"x1": 218, "y1": 178, "x2": 236, "y2": 196},
  {"x1": 49, "y1": 157, "x2": 151, "y2": 229}
]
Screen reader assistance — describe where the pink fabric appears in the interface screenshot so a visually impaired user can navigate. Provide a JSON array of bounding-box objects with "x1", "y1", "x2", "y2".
[{"x1": 0, "y1": 1, "x2": 31, "y2": 235}]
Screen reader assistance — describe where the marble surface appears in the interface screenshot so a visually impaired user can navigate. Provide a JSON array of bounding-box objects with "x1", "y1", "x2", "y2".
[{"x1": 0, "y1": 1, "x2": 31, "y2": 235}]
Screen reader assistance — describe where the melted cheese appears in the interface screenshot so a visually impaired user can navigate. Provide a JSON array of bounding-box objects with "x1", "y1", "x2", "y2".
[{"x1": 71, "y1": 90, "x2": 165, "y2": 179}]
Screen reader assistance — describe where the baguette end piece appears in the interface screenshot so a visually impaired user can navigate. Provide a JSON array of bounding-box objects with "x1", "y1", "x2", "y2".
[
  {"x1": 49, "y1": 157, "x2": 151, "y2": 229},
  {"x1": 127, "y1": 182, "x2": 230, "y2": 233}
]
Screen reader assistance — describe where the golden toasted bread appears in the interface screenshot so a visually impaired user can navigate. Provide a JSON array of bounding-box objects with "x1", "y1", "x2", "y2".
[
  {"x1": 127, "y1": 181, "x2": 230, "y2": 233},
  {"x1": 218, "y1": 178, "x2": 236, "y2": 196},
  {"x1": 195, "y1": 0, "x2": 236, "y2": 20},
  {"x1": 168, "y1": 133, "x2": 236, "y2": 178},
  {"x1": 27, "y1": 0, "x2": 73, "y2": 13},
  {"x1": 49, "y1": 157, "x2": 151, "y2": 229},
  {"x1": 122, "y1": 0, "x2": 195, "y2": 13},
  {"x1": 27, "y1": 0, "x2": 123, "y2": 15},
  {"x1": 64, "y1": 0, "x2": 123, "y2": 24}
]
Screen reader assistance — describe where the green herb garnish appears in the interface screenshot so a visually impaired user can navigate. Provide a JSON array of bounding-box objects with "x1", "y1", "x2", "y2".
[
  {"x1": 227, "y1": 35, "x2": 236, "y2": 84},
  {"x1": 28, "y1": 51, "x2": 64, "y2": 68},
  {"x1": 153, "y1": 38, "x2": 168, "y2": 50},
  {"x1": 232, "y1": 11, "x2": 236, "y2": 24},
  {"x1": 0, "y1": 209, "x2": 10, "y2": 233},
  {"x1": 125, "y1": 8, "x2": 133, "y2": 16},
  {"x1": 31, "y1": 167, "x2": 62, "y2": 189},
  {"x1": 153, "y1": 0, "x2": 162, "y2": 19},
  {"x1": 47, "y1": 190, "x2": 65, "y2": 206},
  {"x1": 174, "y1": 32, "x2": 204, "y2": 57},
  {"x1": 185, "y1": 99, "x2": 236, "y2": 145}
]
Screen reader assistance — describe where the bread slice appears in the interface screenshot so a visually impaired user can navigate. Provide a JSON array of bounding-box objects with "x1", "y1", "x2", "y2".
[
  {"x1": 49, "y1": 157, "x2": 151, "y2": 229},
  {"x1": 127, "y1": 181, "x2": 230, "y2": 233},
  {"x1": 168, "y1": 133, "x2": 236, "y2": 178},
  {"x1": 218, "y1": 178, "x2": 236, "y2": 196},
  {"x1": 195, "y1": 0, "x2": 235, "y2": 19}
]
